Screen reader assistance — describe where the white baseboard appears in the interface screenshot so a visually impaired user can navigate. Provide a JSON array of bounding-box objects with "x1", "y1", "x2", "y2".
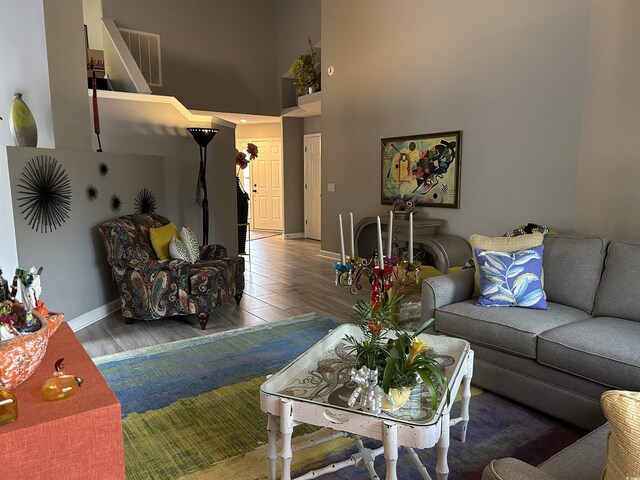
[
  {"x1": 320, "y1": 249, "x2": 340, "y2": 260},
  {"x1": 68, "y1": 299, "x2": 120, "y2": 332},
  {"x1": 284, "y1": 232, "x2": 304, "y2": 239}
]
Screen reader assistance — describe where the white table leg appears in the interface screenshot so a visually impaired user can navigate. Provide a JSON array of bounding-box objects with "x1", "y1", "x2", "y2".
[
  {"x1": 280, "y1": 400, "x2": 294, "y2": 480},
  {"x1": 460, "y1": 350, "x2": 474, "y2": 443},
  {"x1": 267, "y1": 413, "x2": 278, "y2": 480},
  {"x1": 383, "y1": 421, "x2": 398, "y2": 480},
  {"x1": 436, "y1": 412, "x2": 450, "y2": 480},
  {"x1": 354, "y1": 436, "x2": 380, "y2": 480},
  {"x1": 404, "y1": 447, "x2": 432, "y2": 480}
]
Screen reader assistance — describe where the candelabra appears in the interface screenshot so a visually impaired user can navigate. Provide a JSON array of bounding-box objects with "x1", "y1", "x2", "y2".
[{"x1": 333, "y1": 253, "x2": 421, "y2": 304}]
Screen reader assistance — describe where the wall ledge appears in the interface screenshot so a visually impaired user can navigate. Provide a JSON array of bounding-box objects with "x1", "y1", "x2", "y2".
[{"x1": 88, "y1": 89, "x2": 236, "y2": 129}]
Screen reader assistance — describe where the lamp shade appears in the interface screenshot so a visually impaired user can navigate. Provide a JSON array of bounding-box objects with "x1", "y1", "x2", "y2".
[{"x1": 187, "y1": 127, "x2": 218, "y2": 148}]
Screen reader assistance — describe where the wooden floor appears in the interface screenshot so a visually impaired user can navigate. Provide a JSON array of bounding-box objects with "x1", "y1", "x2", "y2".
[{"x1": 77, "y1": 236, "x2": 360, "y2": 358}]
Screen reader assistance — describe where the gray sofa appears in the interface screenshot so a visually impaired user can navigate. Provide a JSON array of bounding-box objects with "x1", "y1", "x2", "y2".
[
  {"x1": 421, "y1": 234, "x2": 640, "y2": 429},
  {"x1": 482, "y1": 423, "x2": 608, "y2": 480}
]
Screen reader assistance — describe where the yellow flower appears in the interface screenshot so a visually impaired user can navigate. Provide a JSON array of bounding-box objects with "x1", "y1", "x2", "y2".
[{"x1": 408, "y1": 338, "x2": 428, "y2": 365}]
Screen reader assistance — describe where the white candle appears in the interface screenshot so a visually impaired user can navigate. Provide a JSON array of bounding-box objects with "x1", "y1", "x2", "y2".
[
  {"x1": 409, "y1": 212, "x2": 414, "y2": 264},
  {"x1": 387, "y1": 210, "x2": 393, "y2": 259},
  {"x1": 338, "y1": 214, "x2": 346, "y2": 264},
  {"x1": 377, "y1": 216, "x2": 384, "y2": 268},
  {"x1": 349, "y1": 212, "x2": 355, "y2": 260}
]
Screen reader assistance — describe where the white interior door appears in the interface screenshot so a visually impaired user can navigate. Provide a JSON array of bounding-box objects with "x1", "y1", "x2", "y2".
[
  {"x1": 304, "y1": 134, "x2": 321, "y2": 240},
  {"x1": 238, "y1": 138, "x2": 283, "y2": 231}
]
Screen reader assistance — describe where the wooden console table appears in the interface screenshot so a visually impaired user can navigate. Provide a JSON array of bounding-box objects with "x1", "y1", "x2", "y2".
[
  {"x1": 0, "y1": 323, "x2": 125, "y2": 479},
  {"x1": 354, "y1": 215, "x2": 471, "y2": 273}
]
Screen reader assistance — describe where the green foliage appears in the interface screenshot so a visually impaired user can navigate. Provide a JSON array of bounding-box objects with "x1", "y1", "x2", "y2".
[
  {"x1": 290, "y1": 41, "x2": 320, "y2": 96},
  {"x1": 345, "y1": 298, "x2": 448, "y2": 410}
]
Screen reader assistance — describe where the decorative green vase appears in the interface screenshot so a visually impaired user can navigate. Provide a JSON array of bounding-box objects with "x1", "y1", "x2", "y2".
[{"x1": 10, "y1": 93, "x2": 38, "y2": 147}]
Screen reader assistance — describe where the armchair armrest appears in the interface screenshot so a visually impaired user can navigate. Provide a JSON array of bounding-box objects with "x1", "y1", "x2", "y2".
[
  {"x1": 200, "y1": 244, "x2": 228, "y2": 260},
  {"x1": 420, "y1": 268, "x2": 475, "y2": 322},
  {"x1": 482, "y1": 459, "x2": 558, "y2": 480}
]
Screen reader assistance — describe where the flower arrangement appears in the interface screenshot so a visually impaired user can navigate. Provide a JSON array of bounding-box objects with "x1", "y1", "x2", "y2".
[
  {"x1": 345, "y1": 297, "x2": 446, "y2": 410},
  {"x1": 236, "y1": 143, "x2": 258, "y2": 172}
]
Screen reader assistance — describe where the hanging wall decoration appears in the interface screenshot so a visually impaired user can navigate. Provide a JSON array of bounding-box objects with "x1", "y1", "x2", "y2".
[
  {"x1": 99, "y1": 163, "x2": 109, "y2": 176},
  {"x1": 17, "y1": 155, "x2": 71, "y2": 233},
  {"x1": 110, "y1": 195, "x2": 122, "y2": 213},
  {"x1": 86, "y1": 185, "x2": 98, "y2": 201},
  {"x1": 134, "y1": 188, "x2": 157, "y2": 214}
]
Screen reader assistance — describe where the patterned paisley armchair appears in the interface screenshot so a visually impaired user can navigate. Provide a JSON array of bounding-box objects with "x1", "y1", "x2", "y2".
[{"x1": 99, "y1": 213, "x2": 244, "y2": 330}]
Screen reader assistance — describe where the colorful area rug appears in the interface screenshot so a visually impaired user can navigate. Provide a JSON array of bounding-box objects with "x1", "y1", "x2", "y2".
[
  {"x1": 250, "y1": 230, "x2": 281, "y2": 241},
  {"x1": 95, "y1": 314, "x2": 585, "y2": 480}
]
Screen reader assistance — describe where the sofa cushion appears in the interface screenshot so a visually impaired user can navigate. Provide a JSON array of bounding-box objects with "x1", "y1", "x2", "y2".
[
  {"x1": 475, "y1": 245, "x2": 547, "y2": 309},
  {"x1": 593, "y1": 241, "x2": 640, "y2": 322},
  {"x1": 542, "y1": 235, "x2": 607, "y2": 313},
  {"x1": 435, "y1": 300, "x2": 590, "y2": 358},
  {"x1": 601, "y1": 391, "x2": 640, "y2": 480},
  {"x1": 538, "y1": 318, "x2": 640, "y2": 390},
  {"x1": 470, "y1": 233, "x2": 544, "y2": 297}
]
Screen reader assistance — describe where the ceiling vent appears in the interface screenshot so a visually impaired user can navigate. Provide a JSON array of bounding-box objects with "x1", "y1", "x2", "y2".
[{"x1": 118, "y1": 27, "x2": 162, "y2": 87}]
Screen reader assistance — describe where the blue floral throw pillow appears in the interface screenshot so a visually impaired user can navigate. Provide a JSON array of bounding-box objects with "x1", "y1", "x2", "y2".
[{"x1": 475, "y1": 244, "x2": 548, "y2": 309}]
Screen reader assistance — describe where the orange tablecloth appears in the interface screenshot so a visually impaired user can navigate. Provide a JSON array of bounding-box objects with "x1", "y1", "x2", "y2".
[{"x1": 0, "y1": 323, "x2": 125, "y2": 479}]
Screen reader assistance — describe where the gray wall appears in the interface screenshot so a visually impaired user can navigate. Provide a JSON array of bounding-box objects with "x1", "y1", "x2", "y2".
[
  {"x1": 303, "y1": 115, "x2": 321, "y2": 135},
  {"x1": 282, "y1": 117, "x2": 304, "y2": 234},
  {"x1": 236, "y1": 122, "x2": 282, "y2": 140},
  {"x1": 103, "y1": 0, "x2": 280, "y2": 116},
  {"x1": 94, "y1": 95, "x2": 238, "y2": 255},
  {"x1": 7, "y1": 146, "x2": 165, "y2": 320},
  {"x1": 321, "y1": 0, "x2": 591, "y2": 253},
  {"x1": 575, "y1": 0, "x2": 640, "y2": 240}
]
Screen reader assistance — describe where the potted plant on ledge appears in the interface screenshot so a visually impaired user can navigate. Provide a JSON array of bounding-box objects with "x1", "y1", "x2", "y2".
[{"x1": 291, "y1": 39, "x2": 320, "y2": 97}]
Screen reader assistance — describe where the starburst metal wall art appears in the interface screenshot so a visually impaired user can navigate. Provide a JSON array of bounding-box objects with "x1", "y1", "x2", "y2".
[
  {"x1": 99, "y1": 163, "x2": 109, "y2": 176},
  {"x1": 134, "y1": 188, "x2": 157, "y2": 214},
  {"x1": 17, "y1": 155, "x2": 72, "y2": 233},
  {"x1": 110, "y1": 194, "x2": 122, "y2": 213},
  {"x1": 86, "y1": 184, "x2": 98, "y2": 201}
]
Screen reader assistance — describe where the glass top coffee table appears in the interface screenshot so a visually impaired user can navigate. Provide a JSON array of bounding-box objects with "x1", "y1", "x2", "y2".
[{"x1": 260, "y1": 324, "x2": 474, "y2": 480}]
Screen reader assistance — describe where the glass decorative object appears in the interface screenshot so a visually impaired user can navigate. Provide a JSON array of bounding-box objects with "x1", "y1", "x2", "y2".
[
  {"x1": 41, "y1": 358, "x2": 83, "y2": 401},
  {"x1": 10, "y1": 93, "x2": 38, "y2": 147},
  {"x1": 0, "y1": 387, "x2": 18, "y2": 425}
]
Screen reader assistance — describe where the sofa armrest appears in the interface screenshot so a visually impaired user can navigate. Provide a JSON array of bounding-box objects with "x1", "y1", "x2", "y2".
[
  {"x1": 420, "y1": 268, "x2": 475, "y2": 322},
  {"x1": 482, "y1": 458, "x2": 558, "y2": 480},
  {"x1": 200, "y1": 244, "x2": 228, "y2": 260}
]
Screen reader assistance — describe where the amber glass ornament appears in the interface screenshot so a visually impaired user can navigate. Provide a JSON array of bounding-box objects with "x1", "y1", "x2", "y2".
[
  {"x1": 0, "y1": 387, "x2": 18, "y2": 425},
  {"x1": 41, "y1": 358, "x2": 82, "y2": 401}
]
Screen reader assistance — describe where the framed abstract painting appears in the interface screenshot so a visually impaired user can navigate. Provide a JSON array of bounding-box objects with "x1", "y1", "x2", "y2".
[{"x1": 381, "y1": 130, "x2": 462, "y2": 208}]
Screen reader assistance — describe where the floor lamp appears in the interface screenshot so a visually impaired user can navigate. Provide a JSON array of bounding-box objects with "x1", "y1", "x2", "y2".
[{"x1": 187, "y1": 127, "x2": 218, "y2": 245}]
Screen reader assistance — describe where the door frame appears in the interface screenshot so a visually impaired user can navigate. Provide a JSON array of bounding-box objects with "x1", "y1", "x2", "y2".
[
  {"x1": 236, "y1": 137, "x2": 283, "y2": 231},
  {"x1": 304, "y1": 133, "x2": 321, "y2": 240}
]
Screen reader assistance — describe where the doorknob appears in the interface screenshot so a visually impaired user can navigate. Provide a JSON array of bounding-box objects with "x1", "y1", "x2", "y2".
[{"x1": 252, "y1": 189, "x2": 257, "y2": 193}]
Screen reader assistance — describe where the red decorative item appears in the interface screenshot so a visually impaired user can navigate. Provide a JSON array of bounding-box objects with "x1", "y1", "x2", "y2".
[{"x1": 0, "y1": 312, "x2": 49, "y2": 390}]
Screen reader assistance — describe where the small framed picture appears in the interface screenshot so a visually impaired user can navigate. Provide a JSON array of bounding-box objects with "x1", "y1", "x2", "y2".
[{"x1": 381, "y1": 130, "x2": 462, "y2": 208}]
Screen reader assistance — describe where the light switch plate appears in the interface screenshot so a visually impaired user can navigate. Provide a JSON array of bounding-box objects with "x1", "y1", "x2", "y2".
[{"x1": 327, "y1": 183, "x2": 336, "y2": 192}]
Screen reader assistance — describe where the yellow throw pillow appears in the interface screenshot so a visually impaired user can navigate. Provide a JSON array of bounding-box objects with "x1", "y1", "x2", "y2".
[
  {"x1": 149, "y1": 222, "x2": 179, "y2": 260},
  {"x1": 601, "y1": 390, "x2": 640, "y2": 480},
  {"x1": 469, "y1": 232, "x2": 544, "y2": 297}
]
